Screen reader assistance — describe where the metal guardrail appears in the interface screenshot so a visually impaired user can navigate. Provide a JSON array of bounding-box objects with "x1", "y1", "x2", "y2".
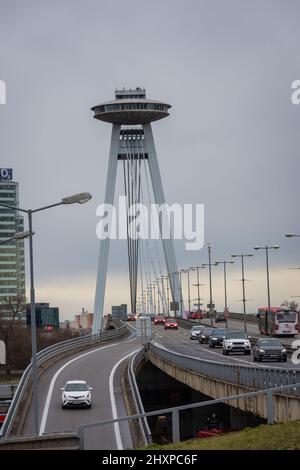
[
  {"x1": 76, "y1": 382, "x2": 300, "y2": 448},
  {"x1": 128, "y1": 349, "x2": 152, "y2": 446},
  {"x1": 0, "y1": 324, "x2": 128, "y2": 438},
  {"x1": 149, "y1": 341, "x2": 300, "y2": 394}
]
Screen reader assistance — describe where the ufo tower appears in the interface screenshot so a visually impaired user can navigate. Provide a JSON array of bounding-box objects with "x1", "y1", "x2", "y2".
[{"x1": 91, "y1": 87, "x2": 181, "y2": 333}]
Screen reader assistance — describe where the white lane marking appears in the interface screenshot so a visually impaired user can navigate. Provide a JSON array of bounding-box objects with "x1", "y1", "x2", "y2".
[
  {"x1": 109, "y1": 349, "x2": 139, "y2": 450},
  {"x1": 39, "y1": 337, "x2": 136, "y2": 436}
]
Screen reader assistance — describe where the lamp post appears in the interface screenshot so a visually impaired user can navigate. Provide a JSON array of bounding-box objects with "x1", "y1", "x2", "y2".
[
  {"x1": 190, "y1": 266, "x2": 205, "y2": 312},
  {"x1": 181, "y1": 269, "x2": 192, "y2": 316},
  {"x1": 152, "y1": 282, "x2": 157, "y2": 316},
  {"x1": 162, "y1": 276, "x2": 170, "y2": 316},
  {"x1": 0, "y1": 231, "x2": 31, "y2": 245},
  {"x1": 0, "y1": 192, "x2": 92, "y2": 435},
  {"x1": 202, "y1": 243, "x2": 217, "y2": 326},
  {"x1": 214, "y1": 260, "x2": 234, "y2": 329},
  {"x1": 231, "y1": 253, "x2": 253, "y2": 334},
  {"x1": 285, "y1": 233, "x2": 300, "y2": 238},
  {"x1": 157, "y1": 277, "x2": 165, "y2": 315},
  {"x1": 254, "y1": 245, "x2": 280, "y2": 312},
  {"x1": 179, "y1": 269, "x2": 186, "y2": 316}
]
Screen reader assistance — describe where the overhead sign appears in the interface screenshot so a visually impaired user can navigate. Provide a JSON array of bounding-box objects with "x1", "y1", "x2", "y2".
[
  {"x1": 0, "y1": 168, "x2": 13, "y2": 181},
  {"x1": 136, "y1": 317, "x2": 152, "y2": 343},
  {"x1": 170, "y1": 301, "x2": 179, "y2": 312}
]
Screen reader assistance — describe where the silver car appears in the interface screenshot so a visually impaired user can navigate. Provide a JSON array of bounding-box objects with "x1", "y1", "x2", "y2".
[
  {"x1": 190, "y1": 325, "x2": 205, "y2": 340},
  {"x1": 61, "y1": 380, "x2": 92, "y2": 409}
]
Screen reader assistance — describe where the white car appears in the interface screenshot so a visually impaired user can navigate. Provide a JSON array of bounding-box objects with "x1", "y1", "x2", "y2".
[
  {"x1": 61, "y1": 380, "x2": 92, "y2": 409},
  {"x1": 222, "y1": 331, "x2": 251, "y2": 355}
]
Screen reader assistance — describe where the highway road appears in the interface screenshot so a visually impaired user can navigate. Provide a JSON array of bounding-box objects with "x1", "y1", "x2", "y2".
[
  {"x1": 19, "y1": 319, "x2": 299, "y2": 450},
  {"x1": 22, "y1": 331, "x2": 141, "y2": 449},
  {"x1": 152, "y1": 324, "x2": 300, "y2": 370}
]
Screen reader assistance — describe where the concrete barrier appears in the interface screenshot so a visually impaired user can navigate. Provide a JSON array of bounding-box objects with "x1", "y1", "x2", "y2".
[{"x1": 0, "y1": 433, "x2": 79, "y2": 450}]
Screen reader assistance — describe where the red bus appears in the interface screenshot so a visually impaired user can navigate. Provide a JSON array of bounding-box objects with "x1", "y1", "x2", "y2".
[{"x1": 257, "y1": 307, "x2": 298, "y2": 336}]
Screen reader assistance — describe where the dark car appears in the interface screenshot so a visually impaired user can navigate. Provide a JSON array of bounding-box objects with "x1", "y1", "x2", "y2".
[
  {"x1": 127, "y1": 314, "x2": 136, "y2": 321},
  {"x1": 154, "y1": 315, "x2": 166, "y2": 325},
  {"x1": 208, "y1": 328, "x2": 227, "y2": 348},
  {"x1": 215, "y1": 312, "x2": 226, "y2": 323},
  {"x1": 199, "y1": 327, "x2": 214, "y2": 344},
  {"x1": 253, "y1": 339, "x2": 287, "y2": 362}
]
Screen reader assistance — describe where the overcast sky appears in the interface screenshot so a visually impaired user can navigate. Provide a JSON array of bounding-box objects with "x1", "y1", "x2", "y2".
[{"x1": 1, "y1": 0, "x2": 300, "y2": 320}]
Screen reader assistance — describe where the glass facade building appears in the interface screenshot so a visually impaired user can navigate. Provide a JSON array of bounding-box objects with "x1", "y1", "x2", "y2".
[
  {"x1": 0, "y1": 169, "x2": 25, "y2": 307},
  {"x1": 26, "y1": 303, "x2": 59, "y2": 329}
]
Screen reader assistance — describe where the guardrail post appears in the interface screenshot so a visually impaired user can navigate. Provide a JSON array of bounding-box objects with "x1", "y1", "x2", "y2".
[
  {"x1": 172, "y1": 410, "x2": 180, "y2": 443},
  {"x1": 77, "y1": 427, "x2": 85, "y2": 450},
  {"x1": 266, "y1": 391, "x2": 274, "y2": 424}
]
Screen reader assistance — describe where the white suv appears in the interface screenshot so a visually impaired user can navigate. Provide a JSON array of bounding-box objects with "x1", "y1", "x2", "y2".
[
  {"x1": 222, "y1": 331, "x2": 251, "y2": 355},
  {"x1": 61, "y1": 380, "x2": 92, "y2": 409}
]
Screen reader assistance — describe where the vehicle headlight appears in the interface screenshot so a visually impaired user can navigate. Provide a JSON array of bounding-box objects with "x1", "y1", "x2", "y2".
[
  {"x1": 226, "y1": 341, "x2": 232, "y2": 346},
  {"x1": 281, "y1": 349, "x2": 287, "y2": 353},
  {"x1": 63, "y1": 393, "x2": 68, "y2": 398},
  {"x1": 259, "y1": 349, "x2": 265, "y2": 353}
]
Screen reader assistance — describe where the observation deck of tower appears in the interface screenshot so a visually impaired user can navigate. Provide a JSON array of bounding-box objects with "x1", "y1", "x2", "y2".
[{"x1": 91, "y1": 87, "x2": 171, "y2": 124}]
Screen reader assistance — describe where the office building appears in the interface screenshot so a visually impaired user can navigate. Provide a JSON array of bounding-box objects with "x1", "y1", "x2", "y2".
[
  {"x1": 26, "y1": 302, "x2": 59, "y2": 329},
  {"x1": 111, "y1": 304, "x2": 127, "y2": 321},
  {"x1": 0, "y1": 168, "x2": 25, "y2": 313}
]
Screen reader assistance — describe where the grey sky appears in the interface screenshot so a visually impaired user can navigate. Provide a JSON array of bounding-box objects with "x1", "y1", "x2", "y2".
[{"x1": 1, "y1": 0, "x2": 300, "y2": 319}]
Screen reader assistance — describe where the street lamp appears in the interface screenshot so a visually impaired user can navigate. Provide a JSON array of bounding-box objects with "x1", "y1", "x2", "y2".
[
  {"x1": 168, "y1": 272, "x2": 179, "y2": 316},
  {"x1": 231, "y1": 253, "x2": 253, "y2": 334},
  {"x1": 214, "y1": 260, "x2": 234, "y2": 329},
  {"x1": 181, "y1": 269, "x2": 192, "y2": 315},
  {"x1": 0, "y1": 192, "x2": 92, "y2": 435},
  {"x1": 163, "y1": 276, "x2": 170, "y2": 316},
  {"x1": 152, "y1": 281, "x2": 157, "y2": 316},
  {"x1": 0, "y1": 231, "x2": 32, "y2": 245},
  {"x1": 190, "y1": 266, "x2": 205, "y2": 312},
  {"x1": 202, "y1": 243, "x2": 217, "y2": 326},
  {"x1": 253, "y1": 245, "x2": 279, "y2": 312}
]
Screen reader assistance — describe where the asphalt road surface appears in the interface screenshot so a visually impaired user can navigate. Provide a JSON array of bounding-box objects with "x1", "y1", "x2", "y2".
[
  {"x1": 22, "y1": 331, "x2": 141, "y2": 449},
  {"x1": 152, "y1": 324, "x2": 300, "y2": 370}
]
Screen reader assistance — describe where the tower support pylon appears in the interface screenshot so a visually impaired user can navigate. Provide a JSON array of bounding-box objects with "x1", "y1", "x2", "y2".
[{"x1": 92, "y1": 88, "x2": 181, "y2": 333}]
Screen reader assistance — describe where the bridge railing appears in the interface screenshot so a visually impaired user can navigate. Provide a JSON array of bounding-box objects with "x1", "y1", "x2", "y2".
[
  {"x1": 128, "y1": 349, "x2": 152, "y2": 446},
  {"x1": 0, "y1": 324, "x2": 128, "y2": 438},
  {"x1": 149, "y1": 341, "x2": 300, "y2": 394},
  {"x1": 76, "y1": 381, "x2": 300, "y2": 448}
]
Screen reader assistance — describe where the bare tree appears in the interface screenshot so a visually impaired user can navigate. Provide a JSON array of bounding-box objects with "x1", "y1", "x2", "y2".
[
  {"x1": 280, "y1": 299, "x2": 299, "y2": 311},
  {"x1": 0, "y1": 295, "x2": 27, "y2": 375}
]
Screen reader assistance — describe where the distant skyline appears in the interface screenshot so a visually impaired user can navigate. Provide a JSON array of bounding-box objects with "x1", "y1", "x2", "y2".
[{"x1": 1, "y1": 0, "x2": 300, "y2": 319}]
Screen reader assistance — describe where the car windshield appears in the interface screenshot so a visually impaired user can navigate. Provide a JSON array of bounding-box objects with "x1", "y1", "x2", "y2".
[
  {"x1": 65, "y1": 383, "x2": 88, "y2": 391},
  {"x1": 226, "y1": 332, "x2": 247, "y2": 339},
  {"x1": 202, "y1": 329, "x2": 213, "y2": 335},
  {"x1": 258, "y1": 340, "x2": 282, "y2": 347},
  {"x1": 212, "y1": 329, "x2": 226, "y2": 336},
  {"x1": 276, "y1": 311, "x2": 297, "y2": 322}
]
